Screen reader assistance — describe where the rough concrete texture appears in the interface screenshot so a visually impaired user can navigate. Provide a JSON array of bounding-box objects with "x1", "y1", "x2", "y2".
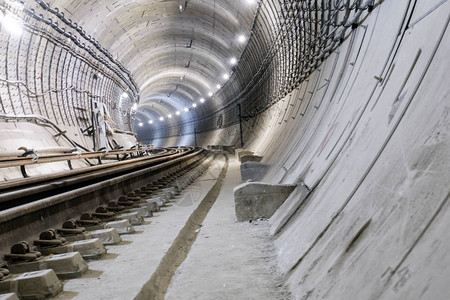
[
  {"x1": 0, "y1": 293, "x2": 19, "y2": 300},
  {"x1": 240, "y1": 162, "x2": 271, "y2": 182},
  {"x1": 166, "y1": 158, "x2": 289, "y2": 299},
  {"x1": 237, "y1": 1, "x2": 450, "y2": 299},
  {"x1": 240, "y1": 155, "x2": 263, "y2": 164},
  {"x1": 235, "y1": 149, "x2": 254, "y2": 162},
  {"x1": 0, "y1": 269, "x2": 63, "y2": 299},
  {"x1": 234, "y1": 182, "x2": 297, "y2": 222},
  {"x1": 8, "y1": 252, "x2": 88, "y2": 279}
]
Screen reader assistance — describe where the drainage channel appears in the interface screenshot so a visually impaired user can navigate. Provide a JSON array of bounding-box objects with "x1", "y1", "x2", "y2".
[
  {"x1": 135, "y1": 154, "x2": 228, "y2": 300},
  {"x1": 0, "y1": 153, "x2": 218, "y2": 299}
]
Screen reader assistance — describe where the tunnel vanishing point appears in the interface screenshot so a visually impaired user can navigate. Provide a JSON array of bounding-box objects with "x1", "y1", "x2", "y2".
[{"x1": 0, "y1": 0, "x2": 449, "y2": 299}]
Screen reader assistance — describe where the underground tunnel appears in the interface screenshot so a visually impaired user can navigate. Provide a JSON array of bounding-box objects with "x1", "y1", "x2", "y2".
[{"x1": 0, "y1": 0, "x2": 449, "y2": 299}]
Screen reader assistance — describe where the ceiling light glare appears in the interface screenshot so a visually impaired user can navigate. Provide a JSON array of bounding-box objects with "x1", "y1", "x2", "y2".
[
  {"x1": 159, "y1": 116, "x2": 164, "y2": 121},
  {"x1": 176, "y1": 111, "x2": 181, "y2": 115},
  {"x1": 200, "y1": 98, "x2": 205, "y2": 103},
  {"x1": 208, "y1": 92, "x2": 213, "y2": 97},
  {"x1": 9, "y1": 1, "x2": 24, "y2": 11},
  {"x1": 122, "y1": 92, "x2": 128, "y2": 98},
  {"x1": 216, "y1": 84, "x2": 221, "y2": 89},
  {"x1": 2, "y1": 13, "x2": 23, "y2": 37},
  {"x1": 238, "y1": 34, "x2": 246, "y2": 44},
  {"x1": 246, "y1": 0, "x2": 257, "y2": 4},
  {"x1": 131, "y1": 103, "x2": 138, "y2": 110},
  {"x1": 138, "y1": 122, "x2": 143, "y2": 127},
  {"x1": 192, "y1": 103, "x2": 197, "y2": 108},
  {"x1": 223, "y1": 73, "x2": 230, "y2": 80},
  {"x1": 168, "y1": 114, "x2": 172, "y2": 118},
  {"x1": 184, "y1": 107, "x2": 189, "y2": 112},
  {"x1": 148, "y1": 120, "x2": 153, "y2": 124},
  {"x1": 230, "y1": 57, "x2": 237, "y2": 65}
]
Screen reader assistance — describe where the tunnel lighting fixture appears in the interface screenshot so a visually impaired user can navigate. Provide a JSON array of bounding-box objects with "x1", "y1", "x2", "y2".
[
  {"x1": 138, "y1": 122, "x2": 143, "y2": 127},
  {"x1": 122, "y1": 92, "x2": 128, "y2": 98},
  {"x1": 159, "y1": 116, "x2": 164, "y2": 121},
  {"x1": 223, "y1": 73, "x2": 230, "y2": 80},
  {"x1": 246, "y1": 0, "x2": 256, "y2": 4},
  {"x1": 184, "y1": 107, "x2": 189, "y2": 112},
  {"x1": 230, "y1": 57, "x2": 237, "y2": 65},
  {"x1": 1, "y1": 13, "x2": 23, "y2": 37},
  {"x1": 216, "y1": 84, "x2": 221, "y2": 89},
  {"x1": 208, "y1": 92, "x2": 213, "y2": 97},
  {"x1": 192, "y1": 103, "x2": 197, "y2": 108},
  {"x1": 176, "y1": 111, "x2": 181, "y2": 116},
  {"x1": 238, "y1": 34, "x2": 246, "y2": 44},
  {"x1": 200, "y1": 98, "x2": 205, "y2": 103},
  {"x1": 148, "y1": 120, "x2": 153, "y2": 124},
  {"x1": 131, "y1": 103, "x2": 137, "y2": 110},
  {"x1": 168, "y1": 114, "x2": 172, "y2": 119}
]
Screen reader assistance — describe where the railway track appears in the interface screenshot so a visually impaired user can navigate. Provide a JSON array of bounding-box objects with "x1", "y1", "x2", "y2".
[{"x1": 0, "y1": 147, "x2": 208, "y2": 259}]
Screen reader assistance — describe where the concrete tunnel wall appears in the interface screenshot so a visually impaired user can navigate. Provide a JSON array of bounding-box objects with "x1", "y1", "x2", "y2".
[
  {"x1": 0, "y1": 0, "x2": 448, "y2": 298},
  {"x1": 156, "y1": 1, "x2": 450, "y2": 298}
]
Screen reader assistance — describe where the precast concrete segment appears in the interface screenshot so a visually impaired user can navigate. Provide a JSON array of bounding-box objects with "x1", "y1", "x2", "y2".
[
  {"x1": 53, "y1": 155, "x2": 224, "y2": 299},
  {"x1": 134, "y1": 155, "x2": 229, "y2": 300}
]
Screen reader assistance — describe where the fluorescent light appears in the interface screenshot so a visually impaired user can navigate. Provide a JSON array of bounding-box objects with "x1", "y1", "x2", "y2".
[
  {"x1": 200, "y1": 98, "x2": 205, "y2": 103},
  {"x1": 168, "y1": 114, "x2": 172, "y2": 118},
  {"x1": 131, "y1": 103, "x2": 137, "y2": 110},
  {"x1": 223, "y1": 73, "x2": 230, "y2": 80},
  {"x1": 122, "y1": 92, "x2": 128, "y2": 98},
  {"x1": 176, "y1": 111, "x2": 181, "y2": 115},
  {"x1": 2, "y1": 14, "x2": 23, "y2": 37},
  {"x1": 138, "y1": 122, "x2": 143, "y2": 127},
  {"x1": 230, "y1": 57, "x2": 237, "y2": 65},
  {"x1": 208, "y1": 92, "x2": 213, "y2": 97},
  {"x1": 238, "y1": 34, "x2": 246, "y2": 43},
  {"x1": 159, "y1": 117, "x2": 164, "y2": 121},
  {"x1": 148, "y1": 120, "x2": 153, "y2": 124},
  {"x1": 216, "y1": 84, "x2": 221, "y2": 89},
  {"x1": 192, "y1": 103, "x2": 197, "y2": 108},
  {"x1": 184, "y1": 107, "x2": 189, "y2": 112}
]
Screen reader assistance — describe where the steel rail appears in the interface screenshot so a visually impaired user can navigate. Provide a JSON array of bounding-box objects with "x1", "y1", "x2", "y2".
[{"x1": 0, "y1": 146, "x2": 201, "y2": 210}]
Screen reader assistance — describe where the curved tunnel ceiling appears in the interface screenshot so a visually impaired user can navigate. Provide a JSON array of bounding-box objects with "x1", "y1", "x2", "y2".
[{"x1": 43, "y1": 0, "x2": 259, "y2": 140}]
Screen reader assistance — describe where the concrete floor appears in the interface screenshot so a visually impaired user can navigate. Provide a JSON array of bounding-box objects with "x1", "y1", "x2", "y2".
[
  {"x1": 166, "y1": 157, "x2": 289, "y2": 300},
  {"x1": 53, "y1": 155, "x2": 286, "y2": 299}
]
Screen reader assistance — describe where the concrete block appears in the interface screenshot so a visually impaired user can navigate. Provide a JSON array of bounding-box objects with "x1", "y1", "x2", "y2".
[
  {"x1": 71, "y1": 239, "x2": 106, "y2": 259},
  {"x1": 235, "y1": 149, "x2": 254, "y2": 162},
  {"x1": 8, "y1": 252, "x2": 88, "y2": 279},
  {"x1": 234, "y1": 182, "x2": 297, "y2": 222},
  {"x1": 130, "y1": 206, "x2": 153, "y2": 218},
  {"x1": 240, "y1": 162, "x2": 271, "y2": 182},
  {"x1": 105, "y1": 220, "x2": 135, "y2": 235},
  {"x1": 146, "y1": 198, "x2": 164, "y2": 208},
  {"x1": 89, "y1": 228, "x2": 122, "y2": 245},
  {"x1": 240, "y1": 155, "x2": 263, "y2": 164},
  {"x1": 0, "y1": 269, "x2": 63, "y2": 299},
  {"x1": 0, "y1": 293, "x2": 19, "y2": 300},
  {"x1": 42, "y1": 252, "x2": 88, "y2": 279},
  {"x1": 140, "y1": 201, "x2": 159, "y2": 212},
  {"x1": 119, "y1": 212, "x2": 144, "y2": 225}
]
